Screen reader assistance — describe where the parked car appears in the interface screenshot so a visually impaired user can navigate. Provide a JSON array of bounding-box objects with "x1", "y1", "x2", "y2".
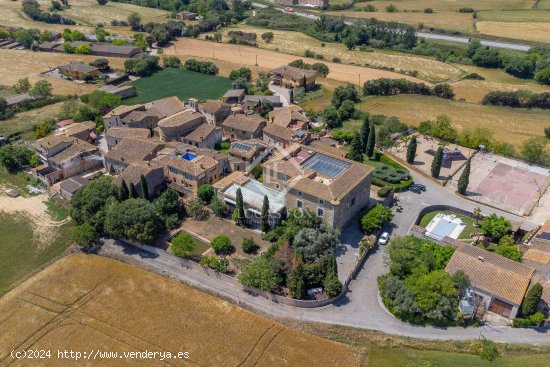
[
  {"x1": 409, "y1": 184, "x2": 426, "y2": 194},
  {"x1": 378, "y1": 232, "x2": 390, "y2": 245}
]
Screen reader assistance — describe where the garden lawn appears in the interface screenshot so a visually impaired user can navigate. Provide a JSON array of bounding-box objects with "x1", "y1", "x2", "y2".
[
  {"x1": 419, "y1": 210, "x2": 477, "y2": 240},
  {"x1": 124, "y1": 69, "x2": 233, "y2": 104}
]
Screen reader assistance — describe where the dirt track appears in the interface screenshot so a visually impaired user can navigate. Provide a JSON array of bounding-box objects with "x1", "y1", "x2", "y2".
[{"x1": 165, "y1": 38, "x2": 430, "y2": 86}]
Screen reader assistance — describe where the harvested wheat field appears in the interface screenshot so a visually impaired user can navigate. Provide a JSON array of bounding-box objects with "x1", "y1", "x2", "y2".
[
  {"x1": 165, "y1": 38, "x2": 429, "y2": 87},
  {"x1": 217, "y1": 25, "x2": 462, "y2": 83},
  {"x1": 476, "y1": 21, "x2": 550, "y2": 43},
  {"x1": 359, "y1": 95, "x2": 550, "y2": 149},
  {"x1": 451, "y1": 79, "x2": 550, "y2": 103},
  {"x1": 0, "y1": 254, "x2": 359, "y2": 366},
  {"x1": 0, "y1": 49, "x2": 125, "y2": 95}
]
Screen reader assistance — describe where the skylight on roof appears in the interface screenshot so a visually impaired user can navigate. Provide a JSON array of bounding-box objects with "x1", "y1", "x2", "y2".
[{"x1": 301, "y1": 153, "x2": 350, "y2": 178}]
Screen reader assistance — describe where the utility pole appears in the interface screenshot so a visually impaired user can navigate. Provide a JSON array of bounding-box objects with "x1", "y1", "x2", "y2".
[{"x1": 358, "y1": 73, "x2": 361, "y2": 87}]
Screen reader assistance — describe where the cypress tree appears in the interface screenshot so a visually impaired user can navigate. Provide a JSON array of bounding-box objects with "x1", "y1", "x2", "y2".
[
  {"x1": 457, "y1": 158, "x2": 471, "y2": 195},
  {"x1": 260, "y1": 195, "x2": 270, "y2": 233},
  {"x1": 366, "y1": 124, "x2": 376, "y2": 158},
  {"x1": 287, "y1": 262, "x2": 306, "y2": 299},
  {"x1": 236, "y1": 187, "x2": 246, "y2": 227},
  {"x1": 140, "y1": 174, "x2": 150, "y2": 200},
  {"x1": 406, "y1": 136, "x2": 417, "y2": 164},
  {"x1": 119, "y1": 179, "x2": 129, "y2": 201},
  {"x1": 359, "y1": 116, "x2": 370, "y2": 150},
  {"x1": 129, "y1": 182, "x2": 138, "y2": 198},
  {"x1": 522, "y1": 283, "x2": 543, "y2": 316},
  {"x1": 431, "y1": 147, "x2": 443, "y2": 178},
  {"x1": 348, "y1": 132, "x2": 364, "y2": 162}
]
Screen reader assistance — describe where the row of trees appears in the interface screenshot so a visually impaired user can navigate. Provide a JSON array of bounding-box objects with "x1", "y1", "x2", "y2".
[
  {"x1": 348, "y1": 116, "x2": 376, "y2": 162},
  {"x1": 124, "y1": 55, "x2": 161, "y2": 76},
  {"x1": 183, "y1": 59, "x2": 219, "y2": 75},
  {"x1": 363, "y1": 78, "x2": 455, "y2": 99},
  {"x1": 482, "y1": 90, "x2": 550, "y2": 109},
  {"x1": 288, "y1": 59, "x2": 330, "y2": 78},
  {"x1": 22, "y1": 0, "x2": 76, "y2": 25}
]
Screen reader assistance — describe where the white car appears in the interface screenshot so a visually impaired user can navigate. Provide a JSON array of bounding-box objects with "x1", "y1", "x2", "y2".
[{"x1": 378, "y1": 232, "x2": 390, "y2": 245}]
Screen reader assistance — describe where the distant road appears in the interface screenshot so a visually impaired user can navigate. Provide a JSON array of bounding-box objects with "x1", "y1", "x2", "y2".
[{"x1": 251, "y1": 3, "x2": 531, "y2": 52}]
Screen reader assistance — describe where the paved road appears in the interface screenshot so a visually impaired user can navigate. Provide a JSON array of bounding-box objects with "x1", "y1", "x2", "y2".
[
  {"x1": 251, "y1": 3, "x2": 531, "y2": 52},
  {"x1": 100, "y1": 170, "x2": 549, "y2": 344}
]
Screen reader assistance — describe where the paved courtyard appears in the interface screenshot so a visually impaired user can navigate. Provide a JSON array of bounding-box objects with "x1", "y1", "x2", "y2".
[
  {"x1": 390, "y1": 134, "x2": 471, "y2": 181},
  {"x1": 450, "y1": 152, "x2": 550, "y2": 216}
]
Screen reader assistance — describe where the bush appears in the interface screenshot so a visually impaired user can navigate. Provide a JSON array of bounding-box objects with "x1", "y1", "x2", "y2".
[
  {"x1": 211, "y1": 235, "x2": 233, "y2": 254},
  {"x1": 163, "y1": 56, "x2": 181, "y2": 68},
  {"x1": 424, "y1": 8, "x2": 433, "y2": 13},
  {"x1": 241, "y1": 237, "x2": 260, "y2": 254},
  {"x1": 200, "y1": 255, "x2": 229, "y2": 273},
  {"x1": 377, "y1": 186, "x2": 393, "y2": 198},
  {"x1": 171, "y1": 232, "x2": 195, "y2": 259},
  {"x1": 360, "y1": 204, "x2": 393, "y2": 234},
  {"x1": 513, "y1": 312, "x2": 545, "y2": 328},
  {"x1": 197, "y1": 184, "x2": 214, "y2": 204},
  {"x1": 183, "y1": 59, "x2": 219, "y2": 75},
  {"x1": 522, "y1": 283, "x2": 543, "y2": 316}
]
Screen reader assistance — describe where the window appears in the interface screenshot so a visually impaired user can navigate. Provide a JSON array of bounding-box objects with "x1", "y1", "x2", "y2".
[
  {"x1": 275, "y1": 184, "x2": 280, "y2": 189},
  {"x1": 296, "y1": 200, "x2": 303, "y2": 208},
  {"x1": 351, "y1": 197, "x2": 356, "y2": 207},
  {"x1": 198, "y1": 173, "x2": 205, "y2": 180},
  {"x1": 277, "y1": 173, "x2": 288, "y2": 181},
  {"x1": 319, "y1": 199, "x2": 324, "y2": 205},
  {"x1": 184, "y1": 173, "x2": 193, "y2": 180},
  {"x1": 297, "y1": 191, "x2": 303, "y2": 197},
  {"x1": 317, "y1": 208, "x2": 324, "y2": 217}
]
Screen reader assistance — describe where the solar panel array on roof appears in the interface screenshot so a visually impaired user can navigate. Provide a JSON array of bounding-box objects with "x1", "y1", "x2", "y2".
[
  {"x1": 231, "y1": 142, "x2": 252, "y2": 152},
  {"x1": 301, "y1": 153, "x2": 350, "y2": 178}
]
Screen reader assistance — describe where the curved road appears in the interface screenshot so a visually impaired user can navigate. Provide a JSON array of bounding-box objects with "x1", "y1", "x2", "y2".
[
  {"x1": 251, "y1": 3, "x2": 531, "y2": 52},
  {"x1": 100, "y1": 169, "x2": 548, "y2": 344}
]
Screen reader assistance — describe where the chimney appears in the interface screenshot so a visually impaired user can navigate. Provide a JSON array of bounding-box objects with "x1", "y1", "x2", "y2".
[{"x1": 478, "y1": 256, "x2": 484, "y2": 262}]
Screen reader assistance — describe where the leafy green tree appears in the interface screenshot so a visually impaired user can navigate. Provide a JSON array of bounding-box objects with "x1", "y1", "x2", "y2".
[
  {"x1": 260, "y1": 195, "x2": 270, "y2": 233},
  {"x1": 235, "y1": 187, "x2": 246, "y2": 227},
  {"x1": 311, "y1": 62, "x2": 329, "y2": 77},
  {"x1": 162, "y1": 55, "x2": 181, "y2": 68},
  {"x1": 337, "y1": 99, "x2": 355, "y2": 120},
  {"x1": 70, "y1": 176, "x2": 118, "y2": 232},
  {"x1": 321, "y1": 106, "x2": 341, "y2": 129},
  {"x1": 129, "y1": 182, "x2": 138, "y2": 198},
  {"x1": 408, "y1": 270, "x2": 458, "y2": 322},
  {"x1": 535, "y1": 66, "x2": 550, "y2": 85},
  {"x1": 348, "y1": 132, "x2": 364, "y2": 162},
  {"x1": 287, "y1": 262, "x2": 306, "y2": 299},
  {"x1": 521, "y1": 136, "x2": 549, "y2": 165},
  {"x1": 104, "y1": 198, "x2": 162, "y2": 244},
  {"x1": 406, "y1": 136, "x2": 417, "y2": 164},
  {"x1": 154, "y1": 188, "x2": 182, "y2": 228},
  {"x1": 119, "y1": 179, "x2": 129, "y2": 201},
  {"x1": 238, "y1": 256, "x2": 282, "y2": 292},
  {"x1": 211, "y1": 235, "x2": 233, "y2": 254},
  {"x1": 481, "y1": 214, "x2": 511, "y2": 242},
  {"x1": 210, "y1": 196, "x2": 228, "y2": 217},
  {"x1": 366, "y1": 124, "x2": 376, "y2": 158},
  {"x1": 171, "y1": 232, "x2": 195, "y2": 259},
  {"x1": 431, "y1": 147, "x2": 443, "y2": 178},
  {"x1": 72, "y1": 223, "x2": 97, "y2": 247},
  {"x1": 13, "y1": 77, "x2": 31, "y2": 93},
  {"x1": 360, "y1": 204, "x2": 393, "y2": 234},
  {"x1": 228, "y1": 67, "x2": 252, "y2": 81},
  {"x1": 471, "y1": 337, "x2": 499, "y2": 362},
  {"x1": 140, "y1": 174, "x2": 150, "y2": 201},
  {"x1": 197, "y1": 184, "x2": 214, "y2": 204},
  {"x1": 241, "y1": 237, "x2": 259, "y2": 254},
  {"x1": 451, "y1": 270, "x2": 470, "y2": 298},
  {"x1": 29, "y1": 80, "x2": 52, "y2": 97},
  {"x1": 261, "y1": 31, "x2": 274, "y2": 43},
  {"x1": 522, "y1": 283, "x2": 543, "y2": 316},
  {"x1": 293, "y1": 225, "x2": 340, "y2": 262},
  {"x1": 495, "y1": 243, "x2": 522, "y2": 262},
  {"x1": 457, "y1": 158, "x2": 470, "y2": 195},
  {"x1": 127, "y1": 12, "x2": 142, "y2": 30},
  {"x1": 0, "y1": 144, "x2": 35, "y2": 172}
]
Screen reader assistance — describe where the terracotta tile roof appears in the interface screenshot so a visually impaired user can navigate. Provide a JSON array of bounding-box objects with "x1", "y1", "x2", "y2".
[
  {"x1": 199, "y1": 100, "x2": 230, "y2": 114},
  {"x1": 49, "y1": 139, "x2": 97, "y2": 165},
  {"x1": 262, "y1": 143, "x2": 372, "y2": 203},
  {"x1": 112, "y1": 164, "x2": 162, "y2": 187},
  {"x1": 268, "y1": 106, "x2": 308, "y2": 127},
  {"x1": 228, "y1": 141, "x2": 262, "y2": 160},
  {"x1": 145, "y1": 97, "x2": 186, "y2": 119},
  {"x1": 263, "y1": 124, "x2": 293, "y2": 141},
  {"x1": 271, "y1": 65, "x2": 317, "y2": 79},
  {"x1": 60, "y1": 121, "x2": 95, "y2": 137},
  {"x1": 445, "y1": 244, "x2": 535, "y2": 305},
  {"x1": 222, "y1": 114, "x2": 266, "y2": 133},
  {"x1": 106, "y1": 127, "x2": 150, "y2": 140},
  {"x1": 104, "y1": 138, "x2": 163, "y2": 165},
  {"x1": 183, "y1": 124, "x2": 218, "y2": 143},
  {"x1": 223, "y1": 89, "x2": 245, "y2": 98},
  {"x1": 307, "y1": 140, "x2": 347, "y2": 158},
  {"x1": 158, "y1": 110, "x2": 204, "y2": 128},
  {"x1": 154, "y1": 154, "x2": 218, "y2": 176},
  {"x1": 33, "y1": 135, "x2": 74, "y2": 151},
  {"x1": 103, "y1": 104, "x2": 143, "y2": 118},
  {"x1": 58, "y1": 62, "x2": 98, "y2": 74},
  {"x1": 213, "y1": 171, "x2": 248, "y2": 191},
  {"x1": 523, "y1": 249, "x2": 550, "y2": 265}
]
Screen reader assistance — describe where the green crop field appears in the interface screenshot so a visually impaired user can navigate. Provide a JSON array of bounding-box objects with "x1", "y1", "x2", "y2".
[{"x1": 124, "y1": 69, "x2": 233, "y2": 104}]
